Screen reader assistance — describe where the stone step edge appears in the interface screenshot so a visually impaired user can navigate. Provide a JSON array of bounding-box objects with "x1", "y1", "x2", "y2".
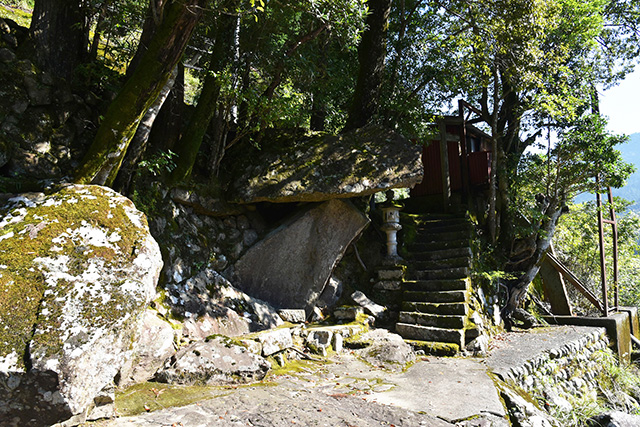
[{"x1": 404, "y1": 339, "x2": 460, "y2": 356}]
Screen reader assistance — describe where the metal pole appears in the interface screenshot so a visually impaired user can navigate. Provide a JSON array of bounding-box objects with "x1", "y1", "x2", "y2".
[
  {"x1": 607, "y1": 187, "x2": 619, "y2": 311},
  {"x1": 596, "y1": 175, "x2": 609, "y2": 316}
]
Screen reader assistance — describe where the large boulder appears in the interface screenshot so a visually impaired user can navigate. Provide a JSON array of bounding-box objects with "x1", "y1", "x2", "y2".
[
  {"x1": 154, "y1": 336, "x2": 270, "y2": 386},
  {"x1": 231, "y1": 199, "x2": 369, "y2": 314},
  {"x1": 0, "y1": 185, "x2": 162, "y2": 426},
  {"x1": 226, "y1": 125, "x2": 423, "y2": 204},
  {"x1": 167, "y1": 268, "x2": 283, "y2": 341}
]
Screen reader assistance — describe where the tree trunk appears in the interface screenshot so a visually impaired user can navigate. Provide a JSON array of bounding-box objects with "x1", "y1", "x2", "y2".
[
  {"x1": 30, "y1": 0, "x2": 87, "y2": 80},
  {"x1": 170, "y1": 6, "x2": 237, "y2": 183},
  {"x1": 74, "y1": 0, "x2": 206, "y2": 186},
  {"x1": 113, "y1": 67, "x2": 178, "y2": 194},
  {"x1": 501, "y1": 199, "x2": 564, "y2": 328},
  {"x1": 343, "y1": 0, "x2": 391, "y2": 131},
  {"x1": 148, "y1": 63, "x2": 185, "y2": 154},
  {"x1": 127, "y1": 0, "x2": 167, "y2": 78}
]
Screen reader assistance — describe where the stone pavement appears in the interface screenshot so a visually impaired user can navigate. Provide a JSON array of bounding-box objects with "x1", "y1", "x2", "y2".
[{"x1": 94, "y1": 325, "x2": 608, "y2": 427}]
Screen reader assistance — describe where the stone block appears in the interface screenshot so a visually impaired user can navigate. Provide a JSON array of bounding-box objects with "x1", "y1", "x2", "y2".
[
  {"x1": 306, "y1": 330, "x2": 333, "y2": 356},
  {"x1": 258, "y1": 328, "x2": 293, "y2": 356},
  {"x1": 333, "y1": 333, "x2": 344, "y2": 353},
  {"x1": 351, "y1": 291, "x2": 386, "y2": 319},
  {"x1": 377, "y1": 268, "x2": 404, "y2": 280},
  {"x1": 333, "y1": 306, "x2": 364, "y2": 321},
  {"x1": 373, "y1": 280, "x2": 402, "y2": 291},
  {"x1": 278, "y1": 309, "x2": 307, "y2": 323}
]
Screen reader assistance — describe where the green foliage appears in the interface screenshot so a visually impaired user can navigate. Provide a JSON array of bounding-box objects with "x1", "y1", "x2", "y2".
[
  {"x1": 553, "y1": 199, "x2": 640, "y2": 312},
  {"x1": 550, "y1": 350, "x2": 640, "y2": 426},
  {"x1": 137, "y1": 150, "x2": 177, "y2": 177},
  {"x1": 0, "y1": 2, "x2": 32, "y2": 27}
]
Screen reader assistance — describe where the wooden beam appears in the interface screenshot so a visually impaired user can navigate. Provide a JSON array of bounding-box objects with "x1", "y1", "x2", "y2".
[{"x1": 545, "y1": 253, "x2": 604, "y2": 313}]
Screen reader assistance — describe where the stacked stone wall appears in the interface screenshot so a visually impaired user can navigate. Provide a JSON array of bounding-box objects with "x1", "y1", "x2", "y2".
[{"x1": 499, "y1": 328, "x2": 610, "y2": 408}]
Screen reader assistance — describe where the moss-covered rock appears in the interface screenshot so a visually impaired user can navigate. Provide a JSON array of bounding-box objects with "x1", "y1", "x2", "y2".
[
  {"x1": 225, "y1": 125, "x2": 423, "y2": 204},
  {"x1": 0, "y1": 184, "x2": 162, "y2": 426}
]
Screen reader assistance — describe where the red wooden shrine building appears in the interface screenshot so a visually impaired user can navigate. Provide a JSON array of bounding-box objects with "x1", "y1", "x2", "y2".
[{"x1": 410, "y1": 101, "x2": 492, "y2": 209}]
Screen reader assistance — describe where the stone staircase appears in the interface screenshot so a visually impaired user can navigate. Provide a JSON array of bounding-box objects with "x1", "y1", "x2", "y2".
[{"x1": 395, "y1": 213, "x2": 473, "y2": 355}]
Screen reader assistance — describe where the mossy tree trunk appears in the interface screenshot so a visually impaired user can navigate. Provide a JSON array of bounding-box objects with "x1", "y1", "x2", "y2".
[
  {"x1": 343, "y1": 0, "x2": 391, "y2": 131},
  {"x1": 30, "y1": 0, "x2": 88, "y2": 80},
  {"x1": 170, "y1": 5, "x2": 238, "y2": 183},
  {"x1": 74, "y1": 0, "x2": 206, "y2": 186}
]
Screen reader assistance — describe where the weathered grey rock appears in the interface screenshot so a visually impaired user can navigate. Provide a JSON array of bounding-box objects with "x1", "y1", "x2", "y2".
[
  {"x1": 170, "y1": 187, "x2": 244, "y2": 217},
  {"x1": 354, "y1": 329, "x2": 415, "y2": 372},
  {"x1": 23, "y1": 75, "x2": 51, "y2": 106},
  {"x1": 334, "y1": 306, "x2": 364, "y2": 321},
  {"x1": 0, "y1": 185, "x2": 163, "y2": 426},
  {"x1": 227, "y1": 125, "x2": 423, "y2": 204},
  {"x1": 0, "y1": 47, "x2": 16, "y2": 63},
  {"x1": 169, "y1": 268, "x2": 282, "y2": 333},
  {"x1": 278, "y1": 309, "x2": 306, "y2": 323},
  {"x1": 316, "y1": 276, "x2": 343, "y2": 308},
  {"x1": 118, "y1": 310, "x2": 176, "y2": 388},
  {"x1": 258, "y1": 328, "x2": 293, "y2": 356},
  {"x1": 233, "y1": 199, "x2": 369, "y2": 313},
  {"x1": 306, "y1": 330, "x2": 333, "y2": 356},
  {"x1": 333, "y1": 333, "x2": 344, "y2": 353},
  {"x1": 588, "y1": 411, "x2": 640, "y2": 427},
  {"x1": 155, "y1": 337, "x2": 270, "y2": 386},
  {"x1": 181, "y1": 311, "x2": 250, "y2": 341},
  {"x1": 351, "y1": 290, "x2": 386, "y2": 319},
  {"x1": 499, "y1": 382, "x2": 557, "y2": 427}
]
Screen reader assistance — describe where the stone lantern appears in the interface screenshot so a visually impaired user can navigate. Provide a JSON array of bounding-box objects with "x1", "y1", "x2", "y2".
[{"x1": 380, "y1": 190, "x2": 403, "y2": 260}]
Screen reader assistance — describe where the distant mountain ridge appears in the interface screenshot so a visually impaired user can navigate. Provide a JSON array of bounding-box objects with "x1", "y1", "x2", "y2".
[{"x1": 574, "y1": 132, "x2": 640, "y2": 211}]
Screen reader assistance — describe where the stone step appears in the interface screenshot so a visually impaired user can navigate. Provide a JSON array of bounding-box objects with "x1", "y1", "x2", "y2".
[
  {"x1": 396, "y1": 323, "x2": 464, "y2": 347},
  {"x1": 413, "y1": 229, "x2": 471, "y2": 243},
  {"x1": 408, "y1": 266, "x2": 469, "y2": 281},
  {"x1": 398, "y1": 311, "x2": 466, "y2": 329},
  {"x1": 407, "y1": 239, "x2": 469, "y2": 252},
  {"x1": 410, "y1": 247, "x2": 472, "y2": 262},
  {"x1": 404, "y1": 215, "x2": 468, "y2": 226},
  {"x1": 411, "y1": 256, "x2": 471, "y2": 270},
  {"x1": 415, "y1": 223, "x2": 472, "y2": 233},
  {"x1": 403, "y1": 279, "x2": 469, "y2": 292},
  {"x1": 404, "y1": 290, "x2": 468, "y2": 304},
  {"x1": 404, "y1": 339, "x2": 459, "y2": 356},
  {"x1": 402, "y1": 301, "x2": 468, "y2": 316}
]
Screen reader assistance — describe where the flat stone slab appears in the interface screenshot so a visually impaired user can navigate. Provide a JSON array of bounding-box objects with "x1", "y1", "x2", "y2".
[
  {"x1": 485, "y1": 325, "x2": 605, "y2": 380},
  {"x1": 226, "y1": 125, "x2": 423, "y2": 204},
  {"x1": 363, "y1": 357, "x2": 506, "y2": 422}
]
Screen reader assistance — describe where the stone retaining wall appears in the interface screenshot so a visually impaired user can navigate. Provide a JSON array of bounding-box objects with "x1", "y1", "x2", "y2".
[{"x1": 497, "y1": 327, "x2": 610, "y2": 409}]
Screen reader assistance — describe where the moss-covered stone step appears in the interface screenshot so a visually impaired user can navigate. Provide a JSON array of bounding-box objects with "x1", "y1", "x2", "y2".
[
  {"x1": 403, "y1": 279, "x2": 469, "y2": 292},
  {"x1": 407, "y1": 239, "x2": 469, "y2": 252},
  {"x1": 409, "y1": 266, "x2": 469, "y2": 281},
  {"x1": 410, "y1": 247, "x2": 472, "y2": 262},
  {"x1": 396, "y1": 323, "x2": 464, "y2": 347},
  {"x1": 403, "y1": 215, "x2": 468, "y2": 226},
  {"x1": 402, "y1": 301, "x2": 468, "y2": 316},
  {"x1": 404, "y1": 339, "x2": 459, "y2": 356},
  {"x1": 398, "y1": 311, "x2": 465, "y2": 329},
  {"x1": 403, "y1": 289, "x2": 468, "y2": 304},
  {"x1": 413, "y1": 229, "x2": 472, "y2": 243},
  {"x1": 410, "y1": 256, "x2": 471, "y2": 270},
  {"x1": 415, "y1": 222, "x2": 472, "y2": 233}
]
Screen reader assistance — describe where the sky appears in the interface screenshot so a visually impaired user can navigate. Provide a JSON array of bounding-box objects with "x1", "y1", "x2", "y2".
[{"x1": 600, "y1": 68, "x2": 640, "y2": 136}]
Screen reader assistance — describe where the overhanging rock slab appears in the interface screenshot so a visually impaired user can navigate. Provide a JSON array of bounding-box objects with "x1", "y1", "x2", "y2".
[
  {"x1": 231, "y1": 199, "x2": 369, "y2": 313},
  {"x1": 226, "y1": 125, "x2": 423, "y2": 204}
]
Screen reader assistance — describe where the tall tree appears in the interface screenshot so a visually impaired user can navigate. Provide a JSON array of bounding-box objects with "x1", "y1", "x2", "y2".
[
  {"x1": 74, "y1": 0, "x2": 207, "y2": 186},
  {"x1": 29, "y1": 0, "x2": 88, "y2": 80},
  {"x1": 343, "y1": 0, "x2": 392, "y2": 130}
]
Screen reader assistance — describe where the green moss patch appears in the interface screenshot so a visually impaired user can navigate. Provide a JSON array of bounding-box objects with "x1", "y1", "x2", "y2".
[{"x1": 0, "y1": 185, "x2": 147, "y2": 368}]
